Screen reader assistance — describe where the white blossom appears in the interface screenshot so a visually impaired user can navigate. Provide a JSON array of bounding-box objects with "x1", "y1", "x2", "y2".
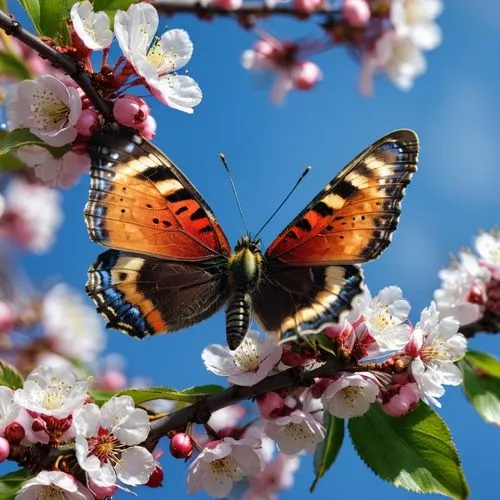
[
  {"x1": 188, "y1": 437, "x2": 263, "y2": 498},
  {"x1": 14, "y1": 365, "x2": 88, "y2": 418},
  {"x1": 114, "y1": 3, "x2": 202, "y2": 113},
  {"x1": 434, "y1": 251, "x2": 490, "y2": 325},
  {"x1": 322, "y1": 373, "x2": 379, "y2": 419},
  {"x1": 3, "y1": 179, "x2": 63, "y2": 253},
  {"x1": 0, "y1": 386, "x2": 20, "y2": 433},
  {"x1": 16, "y1": 471, "x2": 93, "y2": 500},
  {"x1": 475, "y1": 230, "x2": 500, "y2": 269},
  {"x1": 71, "y1": 1, "x2": 113, "y2": 50},
  {"x1": 74, "y1": 396, "x2": 154, "y2": 487},
  {"x1": 408, "y1": 302, "x2": 467, "y2": 407},
  {"x1": 43, "y1": 283, "x2": 105, "y2": 363},
  {"x1": 8, "y1": 75, "x2": 81, "y2": 147},
  {"x1": 202, "y1": 331, "x2": 282, "y2": 386},
  {"x1": 265, "y1": 410, "x2": 324, "y2": 455}
]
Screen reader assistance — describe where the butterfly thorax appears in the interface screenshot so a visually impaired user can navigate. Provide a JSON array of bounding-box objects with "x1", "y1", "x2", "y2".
[{"x1": 228, "y1": 235, "x2": 263, "y2": 288}]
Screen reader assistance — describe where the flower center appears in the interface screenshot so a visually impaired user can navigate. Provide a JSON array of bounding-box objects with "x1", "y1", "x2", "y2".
[
  {"x1": 87, "y1": 427, "x2": 124, "y2": 465},
  {"x1": 421, "y1": 339, "x2": 460, "y2": 363},
  {"x1": 31, "y1": 89, "x2": 69, "y2": 129},
  {"x1": 147, "y1": 41, "x2": 178, "y2": 76},
  {"x1": 209, "y1": 456, "x2": 243, "y2": 481},
  {"x1": 370, "y1": 305, "x2": 399, "y2": 331},
  {"x1": 232, "y1": 339, "x2": 260, "y2": 372},
  {"x1": 341, "y1": 386, "x2": 361, "y2": 408},
  {"x1": 283, "y1": 422, "x2": 312, "y2": 442},
  {"x1": 39, "y1": 380, "x2": 74, "y2": 411},
  {"x1": 36, "y1": 485, "x2": 65, "y2": 500}
]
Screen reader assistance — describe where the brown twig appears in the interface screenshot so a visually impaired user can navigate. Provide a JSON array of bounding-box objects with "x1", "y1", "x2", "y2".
[
  {"x1": 460, "y1": 310, "x2": 500, "y2": 338},
  {"x1": 0, "y1": 9, "x2": 112, "y2": 119}
]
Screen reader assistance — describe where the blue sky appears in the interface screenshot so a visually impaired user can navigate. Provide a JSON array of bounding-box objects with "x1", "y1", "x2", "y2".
[{"x1": 9, "y1": 0, "x2": 500, "y2": 498}]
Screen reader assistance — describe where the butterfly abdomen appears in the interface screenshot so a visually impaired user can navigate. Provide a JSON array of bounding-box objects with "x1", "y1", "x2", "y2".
[{"x1": 226, "y1": 289, "x2": 252, "y2": 350}]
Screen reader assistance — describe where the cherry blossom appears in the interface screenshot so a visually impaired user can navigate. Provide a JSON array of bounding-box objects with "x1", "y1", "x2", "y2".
[
  {"x1": 114, "y1": 3, "x2": 202, "y2": 113},
  {"x1": 74, "y1": 396, "x2": 155, "y2": 487},
  {"x1": 265, "y1": 410, "x2": 325, "y2": 455},
  {"x1": 8, "y1": 75, "x2": 82, "y2": 147},
  {"x1": 188, "y1": 437, "x2": 263, "y2": 498},
  {"x1": 16, "y1": 471, "x2": 93, "y2": 500},
  {"x1": 245, "y1": 453, "x2": 300, "y2": 500},
  {"x1": 208, "y1": 405, "x2": 246, "y2": 432},
  {"x1": 202, "y1": 331, "x2": 282, "y2": 386},
  {"x1": 0, "y1": 386, "x2": 20, "y2": 433},
  {"x1": 434, "y1": 251, "x2": 490, "y2": 325},
  {"x1": 1, "y1": 179, "x2": 62, "y2": 253},
  {"x1": 70, "y1": 1, "x2": 113, "y2": 50},
  {"x1": 407, "y1": 302, "x2": 467, "y2": 407},
  {"x1": 475, "y1": 230, "x2": 500, "y2": 269},
  {"x1": 14, "y1": 365, "x2": 88, "y2": 419},
  {"x1": 322, "y1": 372, "x2": 379, "y2": 418},
  {"x1": 42, "y1": 283, "x2": 105, "y2": 363}
]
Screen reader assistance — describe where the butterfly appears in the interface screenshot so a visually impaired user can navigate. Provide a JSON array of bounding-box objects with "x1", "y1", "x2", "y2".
[{"x1": 84, "y1": 125, "x2": 418, "y2": 349}]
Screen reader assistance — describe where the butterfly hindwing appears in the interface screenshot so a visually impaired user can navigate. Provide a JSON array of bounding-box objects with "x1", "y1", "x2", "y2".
[
  {"x1": 87, "y1": 250, "x2": 229, "y2": 338},
  {"x1": 253, "y1": 263, "x2": 363, "y2": 341},
  {"x1": 85, "y1": 125, "x2": 231, "y2": 261},
  {"x1": 266, "y1": 129, "x2": 419, "y2": 265}
]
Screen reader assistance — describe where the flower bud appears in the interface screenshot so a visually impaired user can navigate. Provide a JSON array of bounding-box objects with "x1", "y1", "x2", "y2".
[
  {"x1": 291, "y1": 61, "x2": 322, "y2": 90},
  {"x1": 466, "y1": 284, "x2": 485, "y2": 305},
  {"x1": 31, "y1": 418, "x2": 46, "y2": 433},
  {"x1": 4, "y1": 422, "x2": 25, "y2": 444},
  {"x1": 0, "y1": 437, "x2": 10, "y2": 463},
  {"x1": 294, "y1": 0, "x2": 323, "y2": 14},
  {"x1": 170, "y1": 432, "x2": 193, "y2": 459},
  {"x1": 145, "y1": 462, "x2": 164, "y2": 487},
  {"x1": 212, "y1": 0, "x2": 243, "y2": 9},
  {"x1": 137, "y1": 115, "x2": 157, "y2": 140},
  {"x1": 343, "y1": 0, "x2": 371, "y2": 28},
  {"x1": 257, "y1": 392, "x2": 285, "y2": 419},
  {"x1": 113, "y1": 95, "x2": 150, "y2": 127},
  {"x1": 0, "y1": 301, "x2": 15, "y2": 335},
  {"x1": 75, "y1": 109, "x2": 101, "y2": 136},
  {"x1": 381, "y1": 383, "x2": 420, "y2": 417}
]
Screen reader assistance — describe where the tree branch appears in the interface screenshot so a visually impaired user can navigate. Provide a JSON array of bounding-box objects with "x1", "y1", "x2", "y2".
[
  {"x1": 460, "y1": 310, "x2": 500, "y2": 338},
  {"x1": 0, "y1": 9, "x2": 112, "y2": 119},
  {"x1": 154, "y1": 1, "x2": 341, "y2": 21}
]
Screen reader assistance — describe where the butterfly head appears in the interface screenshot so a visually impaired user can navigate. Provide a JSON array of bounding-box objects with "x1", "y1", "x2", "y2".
[{"x1": 229, "y1": 235, "x2": 263, "y2": 287}]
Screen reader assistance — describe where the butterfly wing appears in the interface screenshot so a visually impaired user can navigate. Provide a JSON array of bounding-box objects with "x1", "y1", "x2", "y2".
[
  {"x1": 85, "y1": 125, "x2": 231, "y2": 261},
  {"x1": 87, "y1": 250, "x2": 229, "y2": 338},
  {"x1": 265, "y1": 129, "x2": 419, "y2": 265},
  {"x1": 257, "y1": 130, "x2": 418, "y2": 340},
  {"x1": 253, "y1": 264, "x2": 363, "y2": 341}
]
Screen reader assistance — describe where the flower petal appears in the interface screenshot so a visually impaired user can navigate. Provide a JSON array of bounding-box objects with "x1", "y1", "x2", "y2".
[
  {"x1": 116, "y1": 446, "x2": 155, "y2": 485},
  {"x1": 150, "y1": 74, "x2": 202, "y2": 113}
]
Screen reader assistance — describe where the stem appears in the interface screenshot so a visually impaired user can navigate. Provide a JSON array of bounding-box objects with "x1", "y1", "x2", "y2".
[
  {"x1": 0, "y1": 9, "x2": 112, "y2": 119},
  {"x1": 460, "y1": 310, "x2": 500, "y2": 338}
]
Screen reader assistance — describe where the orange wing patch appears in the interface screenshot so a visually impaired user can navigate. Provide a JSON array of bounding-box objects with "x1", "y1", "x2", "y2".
[
  {"x1": 85, "y1": 126, "x2": 231, "y2": 261},
  {"x1": 266, "y1": 130, "x2": 418, "y2": 265}
]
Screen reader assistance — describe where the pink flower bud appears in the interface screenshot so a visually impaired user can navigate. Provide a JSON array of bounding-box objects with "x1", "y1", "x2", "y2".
[
  {"x1": 254, "y1": 39, "x2": 275, "y2": 57},
  {"x1": 75, "y1": 109, "x2": 101, "y2": 136},
  {"x1": 381, "y1": 383, "x2": 420, "y2": 417},
  {"x1": 4, "y1": 422, "x2": 25, "y2": 444},
  {"x1": 0, "y1": 301, "x2": 15, "y2": 335},
  {"x1": 291, "y1": 61, "x2": 322, "y2": 90},
  {"x1": 31, "y1": 419, "x2": 46, "y2": 433},
  {"x1": 170, "y1": 432, "x2": 193, "y2": 459},
  {"x1": 343, "y1": 0, "x2": 371, "y2": 28},
  {"x1": 0, "y1": 437, "x2": 10, "y2": 463},
  {"x1": 212, "y1": 0, "x2": 243, "y2": 9},
  {"x1": 95, "y1": 370, "x2": 127, "y2": 392},
  {"x1": 88, "y1": 480, "x2": 117, "y2": 500},
  {"x1": 137, "y1": 115, "x2": 157, "y2": 140},
  {"x1": 294, "y1": 0, "x2": 323, "y2": 14},
  {"x1": 113, "y1": 95, "x2": 150, "y2": 127},
  {"x1": 310, "y1": 378, "x2": 331, "y2": 399},
  {"x1": 146, "y1": 462, "x2": 164, "y2": 487},
  {"x1": 467, "y1": 284, "x2": 485, "y2": 305},
  {"x1": 257, "y1": 392, "x2": 285, "y2": 419}
]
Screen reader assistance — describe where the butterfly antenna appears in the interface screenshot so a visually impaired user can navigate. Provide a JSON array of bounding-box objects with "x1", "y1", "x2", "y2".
[
  {"x1": 219, "y1": 154, "x2": 248, "y2": 234},
  {"x1": 255, "y1": 165, "x2": 311, "y2": 239}
]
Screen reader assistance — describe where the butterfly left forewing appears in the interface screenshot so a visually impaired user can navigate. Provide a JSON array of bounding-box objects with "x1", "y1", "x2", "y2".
[
  {"x1": 87, "y1": 250, "x2": 229, "y2": 338},
  {"x1": 266, "y1": 129, "x2": 419, "y2": 265}
]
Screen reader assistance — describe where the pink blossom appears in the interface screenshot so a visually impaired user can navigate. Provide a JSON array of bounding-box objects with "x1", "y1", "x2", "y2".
[
  {"x1": 343, "y1": 0, "x2": 371, "y2": 27},
  {"x1": 381, "y1": 382, "x2": 420, "y2": 417},
  {"x1": 0, "y1": 437, "x2": 9, "y2": 463}
]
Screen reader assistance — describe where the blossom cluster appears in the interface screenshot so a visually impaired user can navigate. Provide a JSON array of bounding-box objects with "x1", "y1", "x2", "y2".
[
  {"x1": 434, "y1": 229, "x2": 500, "y2": 327},
  {"x1": 191, "y1": 284, "x2": 467, "y2": 496},
  {"x1": 0, "y1": 365, "x2": 157, "y2": 498},
  {"x1": 242, "y1": 0, "x2": 443, "y2": 102}
]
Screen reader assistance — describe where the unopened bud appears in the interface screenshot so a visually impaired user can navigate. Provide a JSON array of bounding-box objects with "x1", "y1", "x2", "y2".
[{"x1": 170, "y1": 432, "x2": 193, "y2": 459}]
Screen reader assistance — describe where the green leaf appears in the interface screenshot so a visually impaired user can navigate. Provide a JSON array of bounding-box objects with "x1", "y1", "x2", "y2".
[
  {"x1": 0, "y1": 52, "x2": 31, "y2": 80},
  {"x1": 465, "y1": 350, "x2": 500, "y2": 379},
  {"x1": 92, "y1": 0, "x2": 134, "y2": 22},
  {"x1": 16, "y1": 0, "x2": 42, "y2": 34},
  {"x1": 461, "y1": 357, "x2": 500, "y2": 426},
  {"x1": 0, "y1": 152, "x2": 25, "y2": 171},
  {"x1": 0, "y1": 360, "x2": 24, "y2": 389},
  {"x1": 349, "y1": 403, "x2": 469, "y2": 499},
  {"x1": 90, "y1": 385, "x2": 225, "y2": 407},
  {"x1": 311, "y1": 414, "x2": 344, "y2": 492},
  {"x1": 38, "y1": 0, "x2": 73, "y2": 43},
  {"x1": 0, "y1": 469, "x2": 31, "y2": 499},
  {"x1": 0, "y1": 129, "x2": 68, "y2": 159}
]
